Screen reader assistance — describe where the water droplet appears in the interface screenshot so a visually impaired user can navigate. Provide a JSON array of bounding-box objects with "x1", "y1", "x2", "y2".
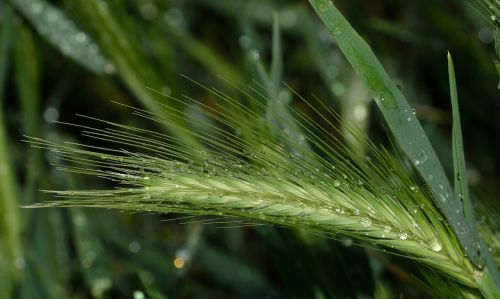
[
  {"x1": 133, "y1": 290, "x2": 145, "y2": 299},
  {"x1": 428, "y1": 236, "x2": 442, "y2": 252},
  {"x1": 415, "y1": 151, "x2": 428, "y2": 166},
  {"x1": 165, "y1": 8, "x2": 183, "y2": 27},
  {"x1": 439, "y1": 194, "x2": 446, "y2": 203},
  {"x1": 341, "y1": 238, "x2": 353, "y2": 247},
  {"x1": 398, "y1": 232, "x2": 408, "y2": 240},
  {"x1": 353, "y1": 209, "x2": 360, "y2": 215},
  {"x1": 333, "y1": 27, "x2": 342, "y2": 35},
  {"x1": 407, "y1": 117, "x2": 412, "y2": 122},
  {"x1": 333, "y1": 180, "x2": 341, "y2": 187},
  {"x1": 411, "y1": 109, "x2": 416, "y2": 115},
  {"x1": 128, "y1": 241, "x2": 141, "y2": 253},
  {"x1": 250, "y1": 49, "x2": 260, "y2": 60},
  {"x1": 359, "y1": 218, "x2": 372, "y2": 227},
  {"x1": 14, "y1": 257, "x2": 26, "y2": 270},
  {"x1": 101, "y1": 63, "x2": 115, "y2": 74},
  {"x1": 316, "y1": 0, "x2": 331, "y2": 12},
  {"x1": 43, "y1": 107, "x2": 59, "y2": 122},
  {"x1": 383, "y1": 225, "x2": 391, "y2": 233},
  {"x1": 491, "y1": 15, "x2": 497, "y2": 21}
]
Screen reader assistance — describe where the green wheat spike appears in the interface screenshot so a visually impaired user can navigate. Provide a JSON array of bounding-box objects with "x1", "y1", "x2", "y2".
[{"x1": 25, "y1": 81, "x2": 494, "y2": 295}]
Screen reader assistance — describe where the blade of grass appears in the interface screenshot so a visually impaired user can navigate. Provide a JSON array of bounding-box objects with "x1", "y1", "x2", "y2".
[
  {"x1": 447, "y1": 52, "x2": 474, "y2": 240},
  {"x1": 14, "y1": 21, "x2": 74, "y2": 299},
  {"x1": 449, "y1": 53, "x2": 500, "y2": 297},
  {"x1": 245, "y1": 13, "x2": 313, "y2": 160},
  {"x1": 0, "y1": 4, "x2": 23, "y2": 287},
  {"x1": 270, "y1": 12, "x2": 282, "y2": 93},
  {"x1": 14, "y1": 22, "x2": 42, "y2": 207},
  {"x1": 308, "y1": 0, "x2": 479, "y2": 265},
  {"x1": 10, "y1": 0, "x2": 110, "y2": 74}
]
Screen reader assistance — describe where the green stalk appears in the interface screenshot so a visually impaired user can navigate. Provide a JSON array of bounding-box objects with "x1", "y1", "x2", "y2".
[
  {"x1": 475, "y1": 266, "x2": 500, "y2": 299},
  {"x1": 0, "y1": 4, "x2": 22, "y2": 282}
]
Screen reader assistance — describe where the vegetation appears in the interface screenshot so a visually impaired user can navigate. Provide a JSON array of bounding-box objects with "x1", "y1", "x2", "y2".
[{"x1": 1, "y1": 0, "x2": 499, "y2": 298}]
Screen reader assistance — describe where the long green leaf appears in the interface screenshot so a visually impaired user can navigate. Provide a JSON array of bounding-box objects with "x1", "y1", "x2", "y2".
[
  {"x1": 0, "y1": 5, "x2": 23, "y2": 289},
  {"x1": 270, "y1": 12, "x2": 283, "y2": 93},
  {"x1": 308, "y1": 0, "x2": 479, "y2": 264},
  {"x1": 448, "y1": 53, "x2": 500, "y2": 297},
  {"x1": 448, "y1": 53, "x2": 474, "y2": 238},
  {"x1": 10, "y1": 0, "x2": 110, "y2": 74}
]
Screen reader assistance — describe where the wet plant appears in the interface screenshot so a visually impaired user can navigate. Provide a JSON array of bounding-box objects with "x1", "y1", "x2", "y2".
[
  {"x1": 3, "y1": 0, "x2": 499, "y2": 298},
  {"x1": 26, "y1": 71, "x2": 499, "y2": 298}
]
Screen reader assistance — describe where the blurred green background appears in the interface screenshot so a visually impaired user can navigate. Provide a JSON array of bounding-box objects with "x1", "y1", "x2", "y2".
[{"x1": 0, "y1": 0, "x2": 498, "y2": 298}]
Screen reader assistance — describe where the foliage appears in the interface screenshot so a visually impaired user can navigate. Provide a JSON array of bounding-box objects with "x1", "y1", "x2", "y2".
[{"x1": 1, "y1": 0, "x2": 499, "y2": 298}]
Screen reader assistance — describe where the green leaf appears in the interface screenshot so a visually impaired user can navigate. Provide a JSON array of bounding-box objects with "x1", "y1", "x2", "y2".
[
  {"x1": 308, "y1": 0, "x2": 479, "y2": 265},
  {"x1": 447, "y1": 52, "x2": 475, "y2": 241},
  {"x1": 14, "y1": 21, "x2": 43, "y2": 209},
  {"x1": 0, "y1": 4, "x2": 23, "y2": 288},
  {"x1": 10, "y1": 0, "x2": 110, "y2": 74},
  {"x1": 270, "y1": 12, "x2": 283, "y2": 94}
]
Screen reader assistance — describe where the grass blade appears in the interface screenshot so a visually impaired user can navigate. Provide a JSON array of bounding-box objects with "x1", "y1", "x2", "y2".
[
  {"x1": 449, "y1": 53, "x2": 500, "y2": 297},
  {"x1": 0, "y1": 4, "x2": 23, "y2": 288},
  {"x1": 308, "y1": 0, "x2": 479, "y2": 264},
  {"x1": 270, "y1": 12, "x2": 282, "y2": 94},
  {"x1": 11, "y1": 0, "x2": 110, "y2": 74},
  {"x1": 447, "y1": 52, "x2": 474, "y2": 240}
]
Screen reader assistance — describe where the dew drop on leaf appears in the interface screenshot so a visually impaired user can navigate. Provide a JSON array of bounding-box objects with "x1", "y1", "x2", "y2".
[
  {"x1": 359, "y1": 218, "x2": 372, "y2": 227},
  {"x1": 341, "y1": 238, "x2": 353, "y2": 247},
  {"x1": 398, "y1": 232, "x2": 408, "y2": 240},
  {"x1": 316, "y1": 0, "x2": 331, "y2": 12},
  {"x1": 429, "y1": 236, "x2": 443, "y2": 252}
]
